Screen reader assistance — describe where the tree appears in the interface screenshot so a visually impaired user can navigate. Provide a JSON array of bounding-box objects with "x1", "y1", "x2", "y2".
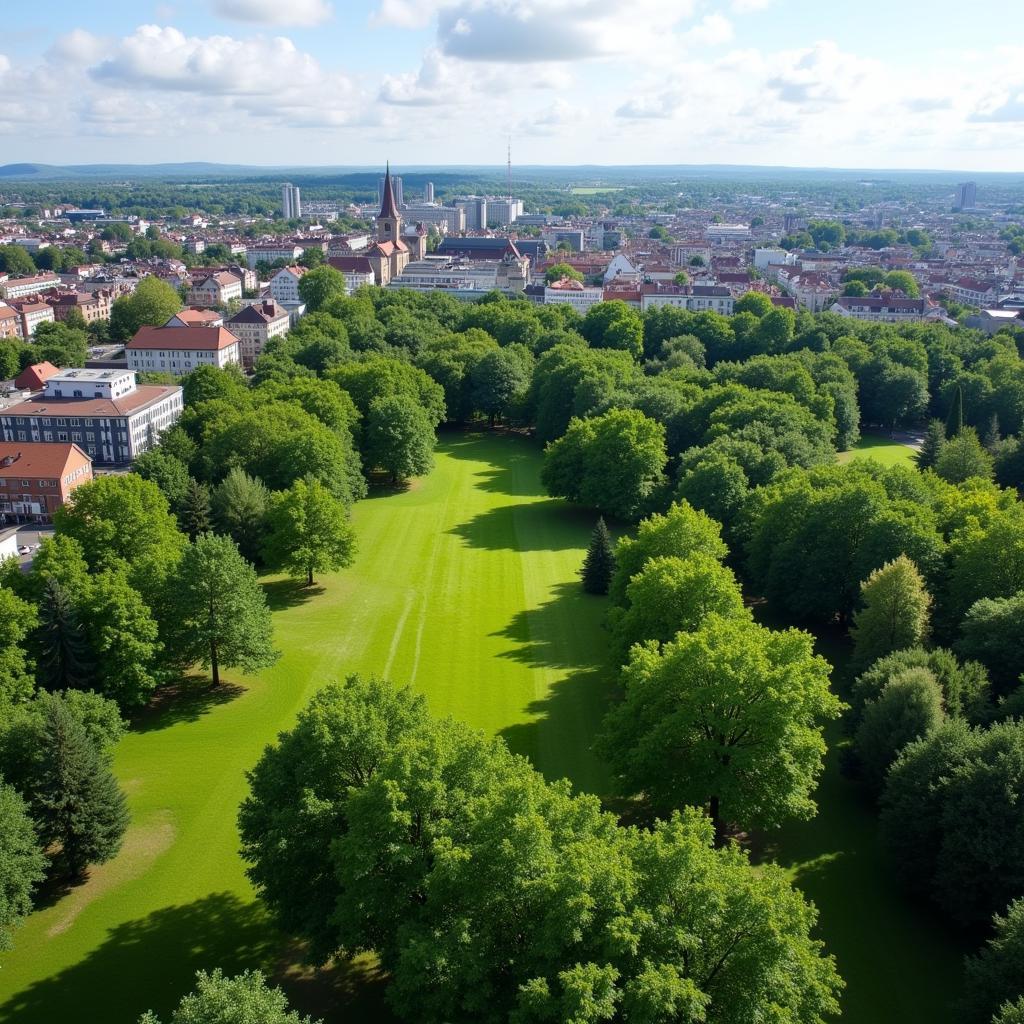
[
  {"x1": 883, "y1": 270, "x2": 921, "y2": 297},
  {"x1": 935, "y1": 427, "x2": 994, "y2": 483},
  {"x1": 179, "y1": 478, "x2": 211, "y2": 540},
  {"x1": 963, "y1": 898, "x2": 1024, "y2": 1024},
  {"x1": 958, "y1": 591, "x2": 1024, "y2": 693},
  {"x1": 0, "y1": 782, "x2": 45, "y2": 952},
  {"x1": 609, "y1": 554, "x2": 747, "y2": 664},
  {"x1": 263, "y1": 478, "x2": 356, "y2": 587},
  {"x1": 211, "y1": 468, "x2": 270, "y2": 564},
  {"x1": 133, "y1": 449, "x2": 190, "y2": 511},
  {"x1": 33, "y1": 321, "x2": 88, "y2": 367},
  {"x1": 0, "y1": 589, "x2": 38, "y2": 709},
  {"x1": 609, "y1": 499, "x2": 728, "y2": 606},
  {"x1": 469, "y1": 346, "x2": 532, "y2": 426},
  {"x1": 240, "y1": 679, "x2": 842, "y2": 1021},
  {"x1": 599, "y1": 613, "x2": 841, "y2": 840},
  {"x1": 165, "y1": 534, "x2": 278, "y2": 687},
  {"x1": 36, "y1": 577, "x2": 94, "y2": 692},
  {"x1": 54, "y1": 473, "x2": 185, "y2": 578},
  {"x1": 994, "y1": 1000, "x2": 1024, "y2": 1024},
  {"x1": 25, "y1": 693, "x2": 129, "y2": 877},
  {"x1": 580, "y1": 517, "x2": 615, "y2": 595},
  {"x1": 544, "y1": 262, "x2": 583, "y2": 284},
  {"x1": 138, "y1": 969, "x2": 319, "y2": 1024},
  {"x1": 916, "y1": 418, "x2": 946, "y2": 470},
  {"x1": 541, "y1": 408, "x2": 666, "y2": 521},
  {"x1": 843, "y1": 280, "x2": 869, "y2": 296},
  {"x1": 673, "y1": 270, "x2": 690, "y2": 286},
  {"x1": 850, "y1": 555, "x2": 931, "y2": 670},
  {"x1": 108, "y1": 276, "x2": 183, "y2": 341},
  {"x1": 364, "y1": 394, "x2": 435, "y2": 484},
  {"x1": 853, "y1": 667, "x2": 945, "y2": 789},
  {"x1": 734, "y1": 291, "x2": 773, "y2": 316},
  {"x1": 297, "y1": 266, "x2": 347, "y2": 312},
  {"x1": 946, "y1": 384, "x2": 964, "y2": 437},
  {"x1": 182, "y1": 364, "x2": 248, "y2": 407},
  {"x1": 0, "y1": 243, "x2": 36, "y2": 275}
]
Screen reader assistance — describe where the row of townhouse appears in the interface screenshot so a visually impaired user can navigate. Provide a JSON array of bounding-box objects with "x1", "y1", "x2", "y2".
[
  {"x1": 0, "y1": 442, "x2": 93, "y2": 524},
  {"x1": 0, "y1": 300, "x2": 54, "y2": 338}
]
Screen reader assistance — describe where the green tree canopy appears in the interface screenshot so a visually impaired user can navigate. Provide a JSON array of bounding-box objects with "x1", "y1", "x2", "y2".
[
  {"x1": 963, "y1": 898, "x2": 1024, "y2": 1024},
  {"x1": 297, "y1": 266, "x2": 347, "y2": 312},
  {"x1": 109, "y1": 276, "x2": 183, "y2": 341},
  {"x1": 850, "y1": 555, "x2": 931, "y2": 670},
  {"x1": 364, "y1": 394, "x2": 436, "y2": 484},
  {"x1": 0, "y1": 782, "x2": 46, "y2": 952}
]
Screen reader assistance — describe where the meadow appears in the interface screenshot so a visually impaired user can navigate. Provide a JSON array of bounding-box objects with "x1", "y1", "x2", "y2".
[
  {"x1": 837, "y1": 433, "x2": 919, "y2": 467},
  {"x1": 0, "y1": 432, "x2": 963, "y2": 1024}
]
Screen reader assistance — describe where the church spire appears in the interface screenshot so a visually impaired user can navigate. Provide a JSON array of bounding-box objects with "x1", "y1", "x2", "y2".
[{"x1": 379, "y1": 161, "x2": 399, "y2": 220}]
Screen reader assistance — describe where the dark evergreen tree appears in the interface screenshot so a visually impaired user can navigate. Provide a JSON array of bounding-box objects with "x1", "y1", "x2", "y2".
[
  {"x1": 915, "y1": 418, "x2": 946, "y2": 470},
  {"x1": 983, "y1": 413, "x2": 1002, "y2": 452},
  {"x1": 28, "y1": 695, "x2": 129, "y2": 877},
  {"x1": 36, "y1": 577, "x2": 94, "y2": 692},
  {"x1": 580, "y1": 517, "x2": 615, "y2": 595},
  {"x1": 179, "y1": 478, "x2": 211, "y2": 541},
  {"x1": 945, "y1": 385, "x2": 964, "y2": 438}
]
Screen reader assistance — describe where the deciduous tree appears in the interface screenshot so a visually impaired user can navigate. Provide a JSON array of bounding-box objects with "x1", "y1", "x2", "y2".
[
  {"x1": 0, "y1": 782, "x2": 45, "y2": 952},
  {"x1": 364, "y1": 394, "x2": 435, "y2": 483},
  {"x1": 850, "y1": 555, "x2": 931, "y2": 670}
]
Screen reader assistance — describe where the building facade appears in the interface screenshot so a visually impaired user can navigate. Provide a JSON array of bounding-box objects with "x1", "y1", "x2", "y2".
[
  {"x1": 282, "y1": 183, "x2": 302, "y2": 220},
  {"x1": 126, "y1": 326, "x2": 242, "y2": 376},
  {"x1": 0, "y1": 442, "x2": 93, "y2": 523},
  {"x1": 226, "y1": 301, "x2": 290, "y2": 368},
  {"x1": 0, "y1": 369, "x2": 184, "y2": 465}
]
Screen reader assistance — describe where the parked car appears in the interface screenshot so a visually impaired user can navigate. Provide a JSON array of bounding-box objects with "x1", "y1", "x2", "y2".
[{"x1": 18, "y1": 545, "x2": 30, "y2": 555}]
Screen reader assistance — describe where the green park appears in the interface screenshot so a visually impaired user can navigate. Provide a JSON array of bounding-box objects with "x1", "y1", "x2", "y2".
[{"x1": 0, "y1": 432, "x2": 965, "y2": 1024}]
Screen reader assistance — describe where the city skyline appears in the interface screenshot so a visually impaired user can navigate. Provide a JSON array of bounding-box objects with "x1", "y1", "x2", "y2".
[{"x1": 0, "y1": 0, "x2": 1022, "y2": 171}]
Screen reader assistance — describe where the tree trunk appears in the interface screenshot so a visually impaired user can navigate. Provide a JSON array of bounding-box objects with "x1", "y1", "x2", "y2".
[
  {"x1": 307, "y1": 563, "x2": 314, "y2": 588},
  {"x1": 210, "y1": 640, "x2": 219, "y2": 687},
  {"x1": 489, "y1": 412, "x2": 495, "y2": 429},
  {"x1": 709, "y1": 795, "x2": 725, "y2": 848}
]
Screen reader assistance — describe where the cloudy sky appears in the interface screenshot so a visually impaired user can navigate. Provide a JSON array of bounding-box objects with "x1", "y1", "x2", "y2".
[{"x1": 2, "y1": 0, "x2": 1023, "y2": 170}]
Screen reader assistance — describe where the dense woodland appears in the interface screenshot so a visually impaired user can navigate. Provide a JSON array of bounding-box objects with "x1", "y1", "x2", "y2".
[{"x1": 2, "y1": 272, "x2": 1024, "y2": 1023}]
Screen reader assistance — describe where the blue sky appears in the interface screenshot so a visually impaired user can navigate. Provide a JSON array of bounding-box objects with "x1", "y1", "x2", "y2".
[{"x1": 1, "y1": 0, "x2": 1022, "y2": 170}]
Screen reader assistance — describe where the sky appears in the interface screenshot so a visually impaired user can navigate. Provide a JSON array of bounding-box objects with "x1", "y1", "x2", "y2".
[{"x1": 1, "y1": 0, "x2": 1023, "y2": 172}]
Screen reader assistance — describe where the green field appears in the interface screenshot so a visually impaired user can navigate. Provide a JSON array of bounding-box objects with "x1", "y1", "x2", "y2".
[
  {"x1": 0, "y1": 432, "x2": 964, "y2": 1024},
  {"x1": 0, "y1": 433, "x2": 613, "y2": 1024},
  {"x1": 837, "y1": 434, "x2": 918, "y2": 467},
  {"x1": 570, "y1": 186, "x2": 625, "y2": 195}
]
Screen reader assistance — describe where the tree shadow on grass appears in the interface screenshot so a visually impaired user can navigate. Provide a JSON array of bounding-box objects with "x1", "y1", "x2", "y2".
[
  {"x1": 0, "y1": 893, "x2": 391, "y2": 1024},
  {"x1": 130, "y1": 675, "x2": 246, "y2": 734},
  {"x1": 262, "y1": 577, "x2": 326, "y2": 612},
  {"x1": 493, "y1": 580, "x2": 616, "y2": 793},
  {"x1": 450, "y1": 500, "x2": 591, "y2": 553},
  {"x1": 439, "y1": 431, "x2": 545, "y2": 498}
]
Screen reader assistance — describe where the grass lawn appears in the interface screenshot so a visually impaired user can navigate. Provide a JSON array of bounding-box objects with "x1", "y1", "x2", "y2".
[
  {"x1": 569, "y1": 186, "x2": 625, "y2": 194},
  {"x1": 837, "y1": 434, "x2": 918, "y2": 468},
  {"x1": 0, "y1": 432, "x2": 614, "y2": 1024},
  {"x1": 0, "y1": 431, "x2": 966, "y2": 1024}
]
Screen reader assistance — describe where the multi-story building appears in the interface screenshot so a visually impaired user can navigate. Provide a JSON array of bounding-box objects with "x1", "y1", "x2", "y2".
[
  {"x1": 400, "y1": 205, "x2": 465, "y2": 233},
  {"x1": 268, "y1": 266, "x2": 307, "y2": 305},
  {"x1": 282, "y1": 183, "x2": 302, "y2": 219},
  {"x1": 424, "y1": 181, "x2": 434, "y2": 204},
  {"x1": 126, "y1": 325, "x2": 241, "y2": 376},
  {"x1": 47, "y1": 289, "x2": 112, "y2": 324},
  {"x1": 0, "y1": 369, "x2": 183, "y2": 465},
  {"x1": 187, "y1": 271, "x2": 243, "y2": 308},
  {"x1": 0, "y1": 272, "x2": 62, "y2": 300},
  {"x1": 246, "y1": 243, "x2": 303, "y2": 271},
  {"x1": 0, "y1": 303, "x2": 20, "y2": 339},
  {"x1": 378, "y1": 174, "x2": 404, "y2": 209},
  {"x1": 485, "y1": 199, "x2": 523, "y2": 226},
  {"x1": 639, "y1": 283, "x2": 734, "y2": 314},
  {"x1": 326, "y1": 256, "x2": 377, "y2": 294},
  {"x1": 942, "y1": 277, "x2": 998, "y2": 307},
  {"x1": 705, "y1": 223, "x2": 752, "y2": 242},
  {"x1": 830, "y1": 295, "x2": 938, "y2": 322},
  {"x1": 226, "y1": 300, "x2": 290, "y2": 368},
  {"x1": 543, "y1": 278, "x2": 604, "y2": 311},
  {"x1": 955, "y1": 182, "x2": 977, "y2": 211},
  {"x1": 455, "y1": 197, "x2": 488, "y2": 230},
  {"x1": 7, "y1": 300, "x2": 55, "y2": 337},
  {"x1": 0, "y1": 442, "x2": 92, "y2": 523},
  {"x1": 388, "y1": 255, "x2": 530, "y2": 296}
]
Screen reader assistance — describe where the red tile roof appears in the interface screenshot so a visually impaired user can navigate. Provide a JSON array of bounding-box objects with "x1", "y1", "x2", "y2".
[
  {"x1": 0, "y1": 441, "x2": 90, "y2": 480},
  {"x1": 14, "y1": 361, "x2": 61, "y2": 392},
  {"x1": 1, "y1": 385, "x2": 180, "y2": 419},
  {"x1": 127, "y1": 326, "x2": 239, "y2": 352}
]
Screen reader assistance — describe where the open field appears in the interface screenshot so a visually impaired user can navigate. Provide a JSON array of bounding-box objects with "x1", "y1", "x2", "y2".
[
  {"x1": 0, "y1": 432, "x2": 613, "y2": 1024},
  {"x1": 570, "y1": 186, "x2": 625, "y2": 194},
  {"x1": 0, "y1": 432, "x2": 966, "y2": 1024},
  {"x1": 837, "y1": 433, "x2": 919, "y2": 467}
]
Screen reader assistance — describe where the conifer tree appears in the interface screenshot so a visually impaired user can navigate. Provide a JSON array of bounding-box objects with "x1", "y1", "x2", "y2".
[
  {"x1": 36, "y1": 577, "x2": 94, "y2": 692},
  {"x1": 915, "y1": 419, "x2": 946, "y2": 471},
  {"x1": 580, "y1": 517, "x2": 615, "y2": 595},
  {"x1": 29, "y1": 694, "x2": 129, "y2": 877},
  {"x1": 179, "y1": 478, "x2": 211, "y2": 541},
  {"x1": 945, "y1": 385, "x2": 964, "y2": 438}
]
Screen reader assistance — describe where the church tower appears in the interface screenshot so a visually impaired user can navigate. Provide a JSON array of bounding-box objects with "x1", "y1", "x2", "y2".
[{"x1": 377, "y1": 162, "x2": 402, "y2": 245}]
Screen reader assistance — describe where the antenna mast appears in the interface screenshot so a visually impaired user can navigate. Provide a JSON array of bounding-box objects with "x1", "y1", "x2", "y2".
[{"x1": 507, "y1": 136, "x2": 512, "y2": 202}]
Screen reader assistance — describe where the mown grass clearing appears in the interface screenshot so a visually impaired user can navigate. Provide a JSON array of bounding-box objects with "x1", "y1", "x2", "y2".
[{"x1": 837, "y1": 434, "x2": 919, "y2": 467}]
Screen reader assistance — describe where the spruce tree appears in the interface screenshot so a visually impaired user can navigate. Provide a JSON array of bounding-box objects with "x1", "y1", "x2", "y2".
[
  {"x1": 915, "y1": 419, "x2": 946, "y2": 471},
  {"x1": 945, "y1": 385, "x2": 964, "y2": 438},
  {"x1": 179, "y1": 478, "x2": 211, "y2": 541},
  {"x1": 29, "y1": 695, "x2": 129, "y2": 877},
  {"x1": 581, "y1": 517, "x2": 615, "y2": 595},
  {"x1": 36, "y1": 577, "x2": 94, "y2": 692}
]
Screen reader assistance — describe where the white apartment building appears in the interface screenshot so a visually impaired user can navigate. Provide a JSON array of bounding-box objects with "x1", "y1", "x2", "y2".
[
  {"x1": 126, "y1": 325, "x2": 241, "y2": 376},
  {"x1": 9, "y1": 301, "x2": 55, "y2": 337},
  {"x1": 282, "y1": 183, "x2": 302, "y2": 220},
  {"x1": 187, "y1": 271, "x2": 243, "y2": 308},
  {"x1": 639, "y1": 284, "x2": 734, "y2": 314},
  {"x1": 544, "y1": 278, "x2": 604, "y2": 311},
  {"x1": 268, "y1": 266, "x2": 307, "y2": 305},
  {"x1": 830, "y1": 296, "x2": 938, "y2": 322},
  {"x1": 246, "y1": 244, "x2": 303, "y2": 270},
  {"x1": 0, "y1": 272, "x2": 62, "y2": 300},
  {"x1": 705, "y1": 223, "x2": 751, "y2": 242},
  {"x1": 326, "y1": 256, "x2": 377, "y2": 294}
]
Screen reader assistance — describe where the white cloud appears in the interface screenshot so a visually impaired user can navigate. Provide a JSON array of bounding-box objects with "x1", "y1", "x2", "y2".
[
  {"x1": 765, "y1": 41, "x2": 876, "y2": 107},
  {"x1": 212, "y1": 0, "x2": 333, "y2": 27},
  {"x1": 680, "y1": 14, "x2": 734, "y2": 47},
  {"x1": 48, "y1": 29, "x2": 107, "y2": 65}
]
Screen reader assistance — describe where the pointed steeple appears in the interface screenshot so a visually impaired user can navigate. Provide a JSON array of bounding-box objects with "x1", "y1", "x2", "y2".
[{"x1": 379, "y1": 161, "x2": 399, "y2": 220}]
